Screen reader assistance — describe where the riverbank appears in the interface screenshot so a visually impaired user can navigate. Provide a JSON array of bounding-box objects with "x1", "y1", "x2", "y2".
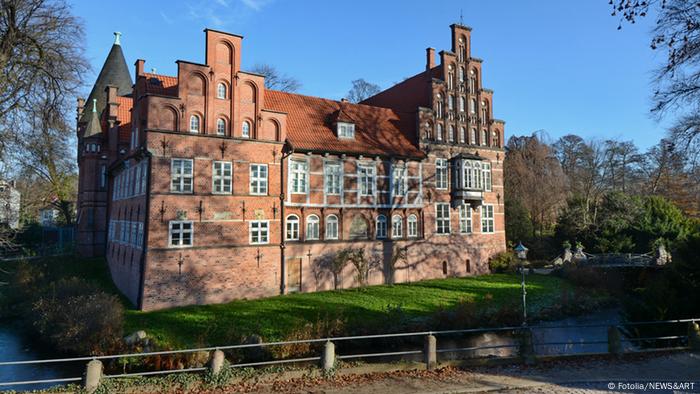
[{"x1": 1, "y1": 256, "x2": 613, "y2": 351}]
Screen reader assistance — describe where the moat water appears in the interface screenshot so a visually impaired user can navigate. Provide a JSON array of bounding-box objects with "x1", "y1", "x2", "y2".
[{"x1": 0, "y1": 309, "x2": 625, "y2": 392}]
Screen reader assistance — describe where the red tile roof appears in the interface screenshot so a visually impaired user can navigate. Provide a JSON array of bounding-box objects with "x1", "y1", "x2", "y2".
[
  {"x1": 143, "y1": 73, "x2": 178, "y2": 96},
  {"x1": 265, "y1": 90, "x2": 423, "y2": 158},
  {"x1": 116, "y1": 95, "x2": 132, "y2": 143}
]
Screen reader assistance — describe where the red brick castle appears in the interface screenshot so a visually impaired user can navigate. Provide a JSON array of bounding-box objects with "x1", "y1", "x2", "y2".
[{"x1": 76, "y1": 25, "x2": 506, "y2": 311}]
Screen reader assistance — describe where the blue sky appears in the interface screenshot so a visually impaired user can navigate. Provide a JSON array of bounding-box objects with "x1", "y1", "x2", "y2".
[{"x1": 72, "y1": 0, "x2": 668, "y2": 149}]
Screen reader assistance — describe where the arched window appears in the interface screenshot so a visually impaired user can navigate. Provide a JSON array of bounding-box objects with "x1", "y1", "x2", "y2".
[
  {"x1": 493, "y1": 131, "x2": 500, "y2": 148},
  {"x1": 448, "y1": 125, "x2": 454, "y2": 142},
  {"x1": 189, "y1": 115, "x2": 200, "y2": 133},
  {"x1": 408, "y1": 214, "x2": 418, "y2": 238},
  {"x1": 286, "y1": 215, "x2": 299, "y2": 240},
  {"x1": 442, "y1": 261, "x2": 448, "y2": 275},
  {"x1": 470, "y1": 99, "x2": 477, "y2": 114},
  {"x1": 391, "y1": 215, "x2": 403, "y2": 238},
  {"x1": 306, "y1": 215, "x2": 320, "y2": 240},
  {"x1": 424, "y1": 122, "x2": 432, "y2": 140},
  {"x1": 459, "y1": 96, "x2": 465, "y2": 112},
  {"x1": 216, "y1": 118, "x2": 226, "y2": 135},
  {"x1": 470, "y1": 128, "x2": 477, "y2": 145},
  {"x1": 436, "y1": 124, "x2": 443, "y2": 141},
  {"x1": 376, "y1": 215, "x2": 387, "y2": 239},
  {"x1": 448, "y1": 95, "x2": 454, "y2": 110},
  {"x1": 469, "y1": 68, "x2": 477, "y2": 94},
  {"x1": 459, "y1": 67, "x2": 465, "y2": 83},
  {"x1": 435, "y1": 94, "x2": 443, "y2": 118},
  {"x1": 481, "y1": 129, "x2": 488, "y2": 146},
  {"x1": 242, "y1": 121, "x2": 251, "y2": 138},
  {"x1": 460, "y1": 127, "x2": 466, "y2": 143},
  {"x1": 325, "y1": 215, "x2": 339, "y2": 240},
  {"x1": 481, "y1": 101, "x2": 489, "y2": 124},
  {"x1": 447, "y1": 64, "x2": 454, "y2": 89},
  {"x1": 217, "y1": 83, "x2": 227, "y2": 99}
]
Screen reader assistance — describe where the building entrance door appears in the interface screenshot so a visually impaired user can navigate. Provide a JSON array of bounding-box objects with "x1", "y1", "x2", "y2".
[{"x1": 287, "y1": 258, "x2": 302, "y2": 293}]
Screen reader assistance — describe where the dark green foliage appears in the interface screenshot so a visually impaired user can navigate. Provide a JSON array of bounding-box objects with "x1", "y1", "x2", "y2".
[
  {"x1": 505, "y1": 198, "x2": 534, "y2": 243},
  {"x1": 488, "y1": 250, "x2": 519, "y2": 273}
]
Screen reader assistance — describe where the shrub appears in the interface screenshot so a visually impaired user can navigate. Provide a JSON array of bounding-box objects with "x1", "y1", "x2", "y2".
[
  {"x1": 31, "y1": 278, "x2": 124, "y2": 355},
  {"x1": 488, "y1": 251, "x2": 519, "y2": 273}
]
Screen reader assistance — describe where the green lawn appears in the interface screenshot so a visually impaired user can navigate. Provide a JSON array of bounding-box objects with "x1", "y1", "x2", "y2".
[{"x1": 124, "y1": 273, "x2": 576, "y2": 348}]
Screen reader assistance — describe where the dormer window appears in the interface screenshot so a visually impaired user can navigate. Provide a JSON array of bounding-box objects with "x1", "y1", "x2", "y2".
[{"x1": 337, "y1": 122, "x2": 355, "y2": 139}]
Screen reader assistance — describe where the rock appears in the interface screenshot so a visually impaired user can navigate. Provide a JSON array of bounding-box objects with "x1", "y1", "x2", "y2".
[
  {"x1": 243, "y1": 334, "x2": 266, "y2": 361},
  {"x1": 124, "y1": 330, "x2": 148, "y2": 346}
]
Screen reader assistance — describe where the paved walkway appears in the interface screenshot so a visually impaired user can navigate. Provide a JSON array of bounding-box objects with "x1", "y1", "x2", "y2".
[{"x1": 252, "y1": 351, "x2": 700, "y2": 393}]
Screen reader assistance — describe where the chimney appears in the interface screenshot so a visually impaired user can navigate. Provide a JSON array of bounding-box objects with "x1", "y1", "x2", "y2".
[
  {"x1": 105, "y1": 85, "x2": 119, "y2": 125},
  {"x1": 76, "y1": 98, "x2": 85, "y2": 123},
  {"x1": 135, "y1": 59, "x2": 145, "y2": 76},
  {"x1": 426, "y1": 48, "x2": 435, "y2": 71}
]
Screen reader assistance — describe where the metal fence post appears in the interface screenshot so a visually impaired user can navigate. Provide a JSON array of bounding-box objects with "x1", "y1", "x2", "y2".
[
  {"x1": 688, "y1": 322, "x2": 700, "y2": 350},
  {"x1": 608, "y1": 325, "x2": 623, "y2": 355},
  {"x1": 209, "y1": 349, "x2": 225, "y2": 375},
  {"x1": 321, "y1": 341, "x2": 335, "y2": 373},
  {"x1": 83, "y1": 359, "x2": 103, "y2": 393},
  {"x1": 519, "y1": 328, "x2": 536, "y2": 365},
  {"x1": 424, "y1": 334, "x2": 437, "y2": 370}
]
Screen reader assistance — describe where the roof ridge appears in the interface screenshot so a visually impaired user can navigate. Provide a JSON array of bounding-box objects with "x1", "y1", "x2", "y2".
[{"x1": 266, "y1": 89, "x2": 398, "y2": 112}]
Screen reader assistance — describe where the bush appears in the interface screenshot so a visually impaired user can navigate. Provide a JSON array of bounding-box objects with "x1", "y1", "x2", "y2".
[
  {"x1": 488, "y1": 251, "x2": 519, "y2": 273},
  {"x1": 30, "y1": 278, "x2": 124, "y2": 355}
]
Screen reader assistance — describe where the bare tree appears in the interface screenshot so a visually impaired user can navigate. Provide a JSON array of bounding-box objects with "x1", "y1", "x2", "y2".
[
  {"x1": 346, "y1": 79, "x2": 381, "y2": 103},
  {"x1": 250, "y1": 64, "x2": 301, "y2": 92}
]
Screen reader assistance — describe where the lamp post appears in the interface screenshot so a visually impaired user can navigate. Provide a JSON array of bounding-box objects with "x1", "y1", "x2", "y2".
[{"x1": 514, "y1": 242, "x2": 529, "y2": 326}]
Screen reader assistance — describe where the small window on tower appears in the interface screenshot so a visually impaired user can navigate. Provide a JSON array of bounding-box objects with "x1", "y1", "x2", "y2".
[{"x1": 337, "y1": 122, "x2": 355, "y2": 139}]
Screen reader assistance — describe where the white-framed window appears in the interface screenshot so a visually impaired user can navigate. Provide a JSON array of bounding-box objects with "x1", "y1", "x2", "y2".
[
  {"x1": 481, "y1": 129, "x2": 488, "y2": 146},
  {"x1": 459, "y1": 66, "x2": 465, "y2": 83},
  {"x1": 217, "y1": 83, "x2": 227, "y2": 99},
  {"x1": 169, "y1": 221, "x2": 193, "y2": 247},
  {"x1": 171, "y1": 158, "x2": 193, "y2": 193},
  {"x1": 391, "y1": 215, "x2": 403, "y2": 238},
  {"x1": 481, "y1": 204, "x2": 495, "y2": 233},
  {"x1": 481, "y1": 101, "x2": 489, "y2": 124},
  {"x1": 408, "y1": 214, "x2": 418, "y2": 238},
  {"x1": 325, "y1": 162, "x2": 342, "y2": 195},
  {"x1": 470, "y1": 128, "x2": 477, "y2": 145},
  {"x1": 376, "y1": 215, "x2": 387, "y2": 239},
  {"x1": 216, "y1": 118, "x2": 226, "y2": 135},
  {"x1": 337, "y1": 122, "x2": 355, "y2": 139},
  {"x1": 306, "y1": 215, "x2": 320, "y2": 240},
  {"x1": 459, "y1": 204, "x2": 472, "y2": 234},
  {"x1": 290, "y1": 160, "x2": 308, "y2": 194},
  {"x1": 448, "y1": 95, "x2": 455, "y2": 110},
  {"x1": 242, "y1": 121, "x2": 251, "y2": 138},
  {"x1": 435, "y1": 158, "x2": 448, "y2": 190},
  {"x1": 459, "y1": 97, "x2": 465, "y2": 113},
  {"x1": 436, "y1": 94, "x2": 443, "y2": 118},
  {"x1": 250, "y1": 220, "x2": 269, "y2": 244},
  {"x1": 212, "y1": 161, "x2": 232, "y2": 194},
  {"x1": 470, "y1": 99, "x2": 476, "y2": 114},
  {"x1": 326, "y1": 215, "x2": 339, "y2": 240},
  {"x1": 436, "y1": 203, "x2": 450, "y2": 234},
  {"x1": 189, "y1": 115, "x2": 200, "y2": 133},
  {"x1": 392, "y1": 166, "x2": 406, "y2": 197},
  {"x1": 483, "y1": 162, "x2": 492, "y2": 192},
  {"x1": 286, "y1": 214, "x2": 299, "y2": 240},
  {"x1": 436, "y1": 124, "x2": 443, "y2": 141},
  {"x1": 459, "y1": 127, "x2": 466, "y2": 144},
  {"x1": 448, "y1": 64, "x2": 454, "y2": 88},
  {"x1": 358, "y1": 164, "x2": 375, "y2": 196},
  {"x1": 448, "y1": 125, "x2": 454, "y2": 142},
  {"x1": 249, "y1": 164, "x2": 268, "y2": 195}
]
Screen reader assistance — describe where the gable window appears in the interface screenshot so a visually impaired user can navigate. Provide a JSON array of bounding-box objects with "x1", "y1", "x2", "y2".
[
  {"x1": 169, "y1": 221, "x2": 193, "y2": 247},
  {"x1": 448, "y1": 95, "x2": 455, "y2": 110},
  {"x1": 306, "y1": 215, "x2": 320, "y2": 240},
  {"x1": 481, "y1": 129, "x2": 488, "y2": 146},
  {"x1": 459, "y1": 67, "x2": 465, "y2": 83},
  {"x1": 435, "y1": 158, "x2": 448, "y2": 190},
  {"x1": 216, "y1": 118, "x2": 226, "y2": 135},
  {"x1": 250, "y1": 164, "x2": 268, "y2": 195},
  {"x1": 171, "y1": 158, "x2": 193, "y2": 193},
  {"x1": 217, "y1": 83, "x2": 227, "y2": 99},
  {"x1": 459, "y1": 97, "x2": 465, "y2": 113},
  {"x1": 337, "y1": 122, "x2": 355, "y2": 139},
  {"x1": 358, "y1": 164, "x2": 375, "y2": 196},
  {"x1": 469, "y1": 99, "x2": 476, "y2": 114},
  {"x1": 326, "y1": 215, "x2": 339, "y2": 240},
  {"x1": 460, "y1": 127, "x2": 466, "y2": 144},
  {"x1": 470, "y1": 128, "x2": 477, "y2": 145},
  {"x1": 376, "y1": 215, "x2": 387, "y2": 239},
  {"x1": 408, "y1": 214, "x2": 418, "y2": 238},
  {"x1": 250, "y1": 220, "x2": 269, "y2": 244},
  {"x1": 447, "y1": 64, "x2": 454, "y2": 89},
  {"x1": 189, "y1": 115, "x2": 200, "y2": 133},
  {"x1": 448, "y1": 125, "x2": 454, "y2": 143},
  {"x1": 436, "y1": 94, "x2": 443, "y2": 118},
  {"x1": 391, "y1": 215, "x2": 403, "y2": 238},
  {"x1": 459, "y1": 204, "x2": 472, "y2": 234},
  {"x1": 392, "y1": 166, "x2": 406, "y2": 197},
  {"x1": 481, "y1": 102, "x2": 489, "y2": 124},
  {"x1": 242, "y1": 121, "x2": 251, "y2": 138},
  {"x1": 481, "y1": 204, "x2": 495, "y2": 233},
  {"x1": 286, "y1": 215, "x2": 299, "y2": 240},
  {"x1": 325, "y1": 162, "x2": 342, "y2": 195},
  {"x1": 212, "y1": 161, "x2": 232, "y2": 194},
  {"x1": 436, "y1": 124, "x2": 443, "y2": 141},
  {"x1": 290, "y1": 160, "x2": 308, "y2": 194},
  {"x1": 436, "y1": 203, "x2": 450, "y2": 234}
]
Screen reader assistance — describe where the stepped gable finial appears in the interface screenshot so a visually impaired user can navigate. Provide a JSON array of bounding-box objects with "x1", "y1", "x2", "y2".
[
  {"x1": 114, "y1": 32, "x2": 121, "y2": 45},
  {"x1": 92, "y1": 98, "x2": 97, "y2": 112},
  {"x1": 460, "y1": 9, "x2": 464, "y2": 25}
]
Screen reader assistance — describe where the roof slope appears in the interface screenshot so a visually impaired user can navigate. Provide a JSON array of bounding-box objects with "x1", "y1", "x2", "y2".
[
  {"x1": 264, "y1": 90, "x2": 423, "y2": 158},
  {"x1": 143, "y1": 73, "x2": 178, "y2": 96},
  {"x1": 82, "y1": 43, "x2": 133, "y2": 123}
]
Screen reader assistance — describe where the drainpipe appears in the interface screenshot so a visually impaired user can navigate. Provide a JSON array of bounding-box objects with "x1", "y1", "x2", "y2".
[{"x1": 280, "y1": 145, "x2": 293, "y2": 295}]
